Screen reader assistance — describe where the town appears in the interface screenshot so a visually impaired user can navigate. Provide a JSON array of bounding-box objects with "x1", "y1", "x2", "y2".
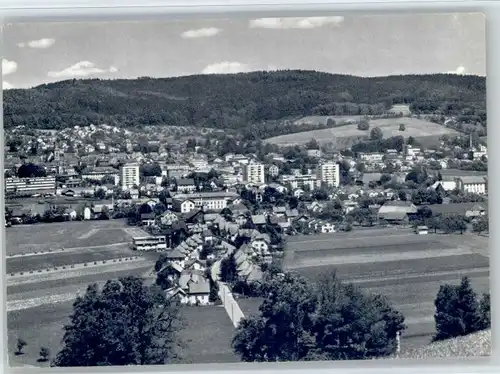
[{"x1": 5, "y1": 103, "x2": 490, "y2": 365}]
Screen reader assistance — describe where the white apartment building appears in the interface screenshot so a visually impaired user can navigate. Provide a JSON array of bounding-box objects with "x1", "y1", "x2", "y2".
[
  {"x1": 244, "y1": 161, "x2": 265, "y2": 184},
  {"x1": 120, "y1": 163, "x2": 140, "y2": 191},
  {"x1": 317, "y1": 162, "x2": 340, "y2": 188},
  {"x1": 280, "y1": 174, "x2": 319, "y2": 190},
  {"x1": 5, "y1": 176, "x2": 56, "y2": 196}
]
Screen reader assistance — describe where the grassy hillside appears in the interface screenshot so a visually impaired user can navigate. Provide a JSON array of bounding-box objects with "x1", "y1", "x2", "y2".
[
  {"x1": 3, "y1": 70, "x2": 486, "y2": 136},
  {"x1": 264, "y1": 117, "x2": 460, "y2": 147},
  {"x1": 399, "y1": 329, "x2": 491, "y2": 359}
]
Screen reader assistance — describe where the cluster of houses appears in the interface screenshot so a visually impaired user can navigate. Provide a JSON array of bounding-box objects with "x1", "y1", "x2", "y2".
[{"x1": 134, "y1": 209, "x2": 272, "y2": 306}]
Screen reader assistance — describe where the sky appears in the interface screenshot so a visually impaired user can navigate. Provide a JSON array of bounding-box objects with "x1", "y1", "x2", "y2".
[{"x1": 1, "y1": 13, "x2": 486, "y2": 90}]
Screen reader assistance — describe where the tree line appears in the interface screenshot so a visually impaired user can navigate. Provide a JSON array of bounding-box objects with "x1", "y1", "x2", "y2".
[{"x1": 14, "y1": 271, "x2": 490, "y2": 366}]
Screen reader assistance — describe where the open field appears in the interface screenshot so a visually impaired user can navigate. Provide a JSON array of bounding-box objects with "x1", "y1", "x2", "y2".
[
  {"x1": 293, "y1": 115, "x2": 364, "y2": 125},
  {"x1": 7, "y1": 265, "x2": 154, "y2": 367},
  {"x1": 281, "y1": 229, "x2": 489, "y2": 349},
  {"x1": 264, "y1": 117, "x2": 459, "y2": 147},
  {"x1": 5, "y1": 221, "x2": 133, "y2": 255},
  {"x1": 6, "y1": 244, "x2": 136, "y2": 274},
  {"x1": 176, "y1": 306, "x2": 239, "y2": 364}
]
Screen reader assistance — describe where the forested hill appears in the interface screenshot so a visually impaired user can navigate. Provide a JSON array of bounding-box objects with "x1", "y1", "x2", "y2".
[{"x1": 3, "y1": 70, "x2": 486, "y2": 130}]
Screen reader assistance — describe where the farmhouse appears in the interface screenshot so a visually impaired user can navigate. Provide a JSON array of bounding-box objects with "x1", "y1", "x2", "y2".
[
  {"x1": 426, "y1": 202, "x2": 487, "y2": 218},
  {"x1": 378, "y1": 201, "x2": 418, "y2": 225}
]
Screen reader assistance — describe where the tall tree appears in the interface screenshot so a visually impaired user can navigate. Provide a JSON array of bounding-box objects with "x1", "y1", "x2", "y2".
[
  {"x1": 53, "y1": 276, "x2": 181, "y2": 366},
  {"x1": 434, "y1": 276, "x2": 482, "y2": 341},
  {"x1": 219, "y1": 253, "x2": 238, "y2": 284},
  {"x1": 370, "y1": 127, "x2": 384, "y2": 141},
  {"x1": 478, "y1": 293, "x2": 491, "y2": 330}
]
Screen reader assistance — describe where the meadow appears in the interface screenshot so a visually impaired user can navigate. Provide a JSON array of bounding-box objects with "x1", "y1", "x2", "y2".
[
  {"x1": 264, "y1": 117, "x2": 459, "y2": 148},
  {"x1": 175, "y1": 306, "x2": 240, "y2": 364},
  {"x1": 5, "y1": 220, "x2": 133, "y2": 256}
]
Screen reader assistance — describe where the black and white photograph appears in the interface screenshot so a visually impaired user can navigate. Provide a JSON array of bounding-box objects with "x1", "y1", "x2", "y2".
[{"x1": 2, "y1": 13, "x2": 490, "y2": 368}]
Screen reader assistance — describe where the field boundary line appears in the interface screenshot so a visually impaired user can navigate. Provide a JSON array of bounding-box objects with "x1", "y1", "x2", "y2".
[
  {"x1": 7, "y1": 257, "x2": 147, "y2": 286},
  {"x1": 6, "y1": 242, "x2": 129, "y2": 259},
  {"x1": 289, "y1": 247, "x2": 475, "y2": 269},
  {"x1": 347, "y1": 267, "x2": 489, "y2": 285}
]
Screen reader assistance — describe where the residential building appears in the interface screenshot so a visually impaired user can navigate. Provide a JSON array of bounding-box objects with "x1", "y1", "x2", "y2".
[
  {"x1": 166, "y1": 164, "x2": 191, "y2": 179},
  {"x1": 244, "y1": 161, "x2": 265, "y2": 184},
  {"x1": 430, "y1": 178, "x2": 457, "y2": 192},
  {"x1": 268, "y1": 164, "x2": 279, "y2": 177},
  {"x1": 191, "y1": 156, "x2": 209, "y2": 171},
  {"x1": 81, "y1": 166, "x2": 119, "y2": 185},
  {"x1": 5, "y1": 176, "x2": 56, "y2": 196},
  {"x1": 176, "y1": 178, "x2": 197, "y2": 193},
  {"x1": 456, "y1": 176, "x2": 487, "y2": 195},
  {"x1": 120, "y1": 163, "x2": 140, "y2": 191},
  {"x1": 473, "y1": 144, "x2": 488, "y2": 160},
  {"x1": 317, "y1": 161, "x2": 340, "y2": 187},
  {"x1": 280, "y1": 174, "x2": 319, "y2": 190},
  {"x1": 307, "y1": 149, "x2": 322, "y2": 158},
  {"x1": 173, "y1": 191, "x2": 239, "y2": 212},
  {"x1": 172, "y1": 198, "x2": 196, "y2": 213},
  {"x1": 359, "y1": 152, "x2": 384, "y2": 162},
  {"x1": 132, "y1": 236, "x2": 168, "y2": 251}
]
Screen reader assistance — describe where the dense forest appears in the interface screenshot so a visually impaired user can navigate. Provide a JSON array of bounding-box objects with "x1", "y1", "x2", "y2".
[{"x1": 3, "y1": 70, "x2": 486, "y2": 132}]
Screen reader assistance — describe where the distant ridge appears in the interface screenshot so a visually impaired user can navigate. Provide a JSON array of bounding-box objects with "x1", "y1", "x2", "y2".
[{"x1": 3, "y1": 70, "x2": 486, "y2": 131}]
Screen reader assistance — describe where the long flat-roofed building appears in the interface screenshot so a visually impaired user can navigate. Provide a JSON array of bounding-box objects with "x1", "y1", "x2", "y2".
[
  {"x1": 5, "y1": 176, "x2": 56, "y2": 196},
  {"x1": 132, "y1": 236, "x2": 168, "y2": 251}
]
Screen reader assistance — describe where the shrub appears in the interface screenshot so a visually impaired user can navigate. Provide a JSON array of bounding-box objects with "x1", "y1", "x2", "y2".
[
  {"x1": 39, "y1": 346, "x2": 50, "y2": 362},
  {"x1": 37, "y1": 270, "x2": 42, "y2": 273},
  {"x1": 16, "y1": 338, "x2": 27, "y2": 355},
  {"x1": 20, "y1": 272, "x2": 24, "y2": 275}
]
